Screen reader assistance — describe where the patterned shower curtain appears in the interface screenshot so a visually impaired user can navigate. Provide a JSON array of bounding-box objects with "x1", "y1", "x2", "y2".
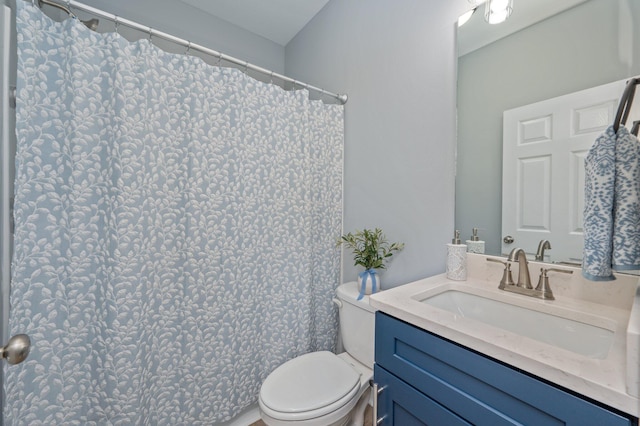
[{"x1": 5, "y1": 3, "x2": 343, "y2": 424}]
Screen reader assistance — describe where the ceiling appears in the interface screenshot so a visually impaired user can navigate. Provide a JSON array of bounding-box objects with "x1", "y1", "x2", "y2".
[
  {"x1": 178, "y1": 0, "x2": 332, "y2": 46},
  {"x1": 176, "y1": 0, "x2": 590, "y2": 52},
  {"x1": 458, "y1": 0, "x2": 589, "y2": 56}
]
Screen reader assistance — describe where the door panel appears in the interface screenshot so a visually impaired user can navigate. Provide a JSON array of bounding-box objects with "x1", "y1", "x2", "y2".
[{"x1": 0, "y1": 4, "x2": 16, "y2": 425}]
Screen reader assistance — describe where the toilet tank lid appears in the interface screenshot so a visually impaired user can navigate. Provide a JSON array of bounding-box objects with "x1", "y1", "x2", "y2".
[{"x1": 336, "y1": 282, "x2": 377, "y2": 313}]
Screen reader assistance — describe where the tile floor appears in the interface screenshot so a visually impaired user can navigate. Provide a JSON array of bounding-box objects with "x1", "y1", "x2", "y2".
[{"x1": 250, "y1": 404, "x2": 373, "y2": 426}]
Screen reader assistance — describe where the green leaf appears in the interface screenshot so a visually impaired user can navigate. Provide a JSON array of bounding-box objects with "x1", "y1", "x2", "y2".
[{"x1": 336, "y1": 228, "x2": 404, "y2": 270}]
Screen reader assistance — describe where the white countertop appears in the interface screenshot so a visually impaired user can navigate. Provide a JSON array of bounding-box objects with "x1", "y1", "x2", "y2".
[{"x1": 369, "y1": 253, "x2": 640, "y2": 417}]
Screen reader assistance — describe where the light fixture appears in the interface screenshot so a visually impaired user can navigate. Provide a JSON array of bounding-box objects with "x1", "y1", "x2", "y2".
[
  {"x1": 457, "y1": 8, "x2": 476, "y2": 27},
  {"x1": 484, "y1": 0, "x2": 513, "y2": 25}
]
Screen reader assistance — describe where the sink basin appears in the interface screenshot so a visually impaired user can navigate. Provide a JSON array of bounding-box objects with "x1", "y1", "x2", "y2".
[{"x1": 421, "y1": 289, "x2": 615, "y2": 359}]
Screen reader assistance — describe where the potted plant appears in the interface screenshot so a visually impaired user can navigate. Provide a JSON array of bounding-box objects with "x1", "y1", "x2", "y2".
[{"x1": 337, "y1": 228, "x2": 404, "y2": 299}]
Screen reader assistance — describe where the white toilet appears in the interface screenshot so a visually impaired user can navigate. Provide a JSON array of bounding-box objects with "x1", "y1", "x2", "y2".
[{"x1": 258, "y1": 282, "x2": 375, "y2": 426}]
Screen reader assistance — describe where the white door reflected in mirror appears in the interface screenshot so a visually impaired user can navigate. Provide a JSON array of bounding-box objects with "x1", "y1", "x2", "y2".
[{"x1": 501, "y1": 78, "x2": 638, "y2": 262}]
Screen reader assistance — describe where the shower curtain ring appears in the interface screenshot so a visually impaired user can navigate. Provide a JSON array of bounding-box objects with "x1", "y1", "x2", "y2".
[
  {"x1": 270, "y1": 71, "x2": 274, "y2": 84},
  {"x1": 148, "y1": 26, "x2": 153, "y2": 41},
  {"x1": 186, "y1": 41, "x2": 191, "y2": 55},
  {"x1": 216, "y1": 52, "x2": 222, "y2": 66},
  {"x1": 114, "y1": 16, "x2": 119, "y2": 34},
  {"x1": 244, "y1": 61, "x2": 249, "y2": 75}
]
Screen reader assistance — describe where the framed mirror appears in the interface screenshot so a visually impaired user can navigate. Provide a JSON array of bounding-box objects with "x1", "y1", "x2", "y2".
[{"x1": 455, "y1": 0, "x2": 640, "y2": 264}]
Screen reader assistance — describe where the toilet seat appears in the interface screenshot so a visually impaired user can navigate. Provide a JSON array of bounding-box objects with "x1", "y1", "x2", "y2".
[{"x1": 259, "y1": 351, "x2": 361, "y2": 421}]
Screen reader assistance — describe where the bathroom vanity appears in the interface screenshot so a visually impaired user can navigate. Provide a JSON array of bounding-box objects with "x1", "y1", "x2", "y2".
[
  {"x1": 374, "y1": 313, "x2": 634, "y2": 425},
  {"x1": 369, "y1": 254, "x2": 640, "y2": 425}
]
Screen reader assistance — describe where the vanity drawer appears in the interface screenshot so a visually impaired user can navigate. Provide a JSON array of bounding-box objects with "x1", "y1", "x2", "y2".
[{"x1": 375, "y1": 312, "x2": 635, "y2": 426}]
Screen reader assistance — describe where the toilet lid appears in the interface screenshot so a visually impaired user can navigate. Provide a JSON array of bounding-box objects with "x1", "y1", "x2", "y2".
[{"x1": 260, "y1": 351, "x2": 360, "y2": 418}]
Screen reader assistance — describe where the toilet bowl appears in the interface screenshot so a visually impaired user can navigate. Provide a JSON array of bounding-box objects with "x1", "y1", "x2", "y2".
[{"x1": 258, "y1": 282, "x2": 375, "y2": 426}]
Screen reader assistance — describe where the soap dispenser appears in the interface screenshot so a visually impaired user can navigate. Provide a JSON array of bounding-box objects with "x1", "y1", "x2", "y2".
[
  {"x1": 446, "y1": 230, "x2": 467, "y2": 281},
  {"x1": 466, "y1": 228, "x2": 485, "y2": 254}
]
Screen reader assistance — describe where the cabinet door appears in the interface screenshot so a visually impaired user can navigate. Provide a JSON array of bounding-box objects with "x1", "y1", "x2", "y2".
[
  {"x1": 374, "y1": 365, "x2": 472, "y2": 426},
  {"x1": 376, "y1": 312, "x2": 636, "y2": 426}
]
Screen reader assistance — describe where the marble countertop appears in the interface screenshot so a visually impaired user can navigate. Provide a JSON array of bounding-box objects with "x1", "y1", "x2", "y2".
[{"x1": 369, "y1": 253, "x2": 640, "y2": 417}]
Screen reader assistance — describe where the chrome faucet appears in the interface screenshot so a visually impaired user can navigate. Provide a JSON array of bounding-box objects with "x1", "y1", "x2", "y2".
[
  {"x1": 534, "y1": 240, "x2": 551, "y2": 261},
  {"x1": 507, "y1": 248, "x2": 532, "y2": 289}
]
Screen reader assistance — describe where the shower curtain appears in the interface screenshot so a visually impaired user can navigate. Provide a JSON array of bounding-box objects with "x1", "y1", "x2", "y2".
[{"x1": 5, "y1": 3, "x2": 343, "y2": 424}]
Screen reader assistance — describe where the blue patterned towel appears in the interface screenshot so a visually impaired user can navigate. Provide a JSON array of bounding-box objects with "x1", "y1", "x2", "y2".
[
  {"x1": 583, "y1": 126, "x2": 616, "y2": 281},
  {"x1": 613, "y1": 126, "x2": 640, "y2": 271}
]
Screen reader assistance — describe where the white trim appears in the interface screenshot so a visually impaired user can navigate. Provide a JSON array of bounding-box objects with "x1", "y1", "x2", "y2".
[
  {"x1": 1, "y1": 3, "x2": 13, "y2": 345},
  {"x1": 222, "y1": 405, "x2": 261, "y2": 426}
]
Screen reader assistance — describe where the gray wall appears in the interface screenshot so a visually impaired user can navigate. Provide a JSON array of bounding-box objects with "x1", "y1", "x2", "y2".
[
  {"x1": 456, "y1": 0, "x2": 640, "y2": 256},
  {"x1": 286, "y1": 0, "x2": 471, "y2": 288},
  {"x1": 65, "y1": 0, "x2": 286, "y2": 73}
]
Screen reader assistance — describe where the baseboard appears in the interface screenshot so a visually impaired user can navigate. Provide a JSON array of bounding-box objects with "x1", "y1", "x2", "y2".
[{"x1": 222, "y1": 404, "x2": 261, "y2": 426}]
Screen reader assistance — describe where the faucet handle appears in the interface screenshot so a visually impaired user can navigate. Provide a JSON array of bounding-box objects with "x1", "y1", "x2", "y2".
[
  {"x1": 486, "y1": 258, "x2": 515, "y2": 289},
  {"x1": 535, "y1": 267, "x2": 573, "y2": 300},
  {"x1": 544, "y1": 267, "x2": 573, "y2": 276}
]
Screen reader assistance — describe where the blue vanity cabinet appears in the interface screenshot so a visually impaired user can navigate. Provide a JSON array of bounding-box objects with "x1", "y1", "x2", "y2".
[{"x1": 374, "y1": 312, "x2": 637, "y2": 426}]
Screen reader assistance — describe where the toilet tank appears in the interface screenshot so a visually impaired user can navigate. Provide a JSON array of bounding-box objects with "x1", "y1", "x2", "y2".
[{"x1": 335, "y1": 282, "x2": 376, "y2": 368}]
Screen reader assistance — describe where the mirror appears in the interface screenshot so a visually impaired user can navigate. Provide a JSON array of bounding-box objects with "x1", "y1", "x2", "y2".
[{"x1": 455, "y1": 0, "x2": 640, "y2": 264}]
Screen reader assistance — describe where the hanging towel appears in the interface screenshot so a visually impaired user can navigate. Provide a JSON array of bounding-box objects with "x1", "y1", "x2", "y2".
[
  {"x1": 582, "y1": 125, "x2": 617, "y2": 281},
  {"x1": 612, "y1": 126, "x2": 640, "y2": 271}
]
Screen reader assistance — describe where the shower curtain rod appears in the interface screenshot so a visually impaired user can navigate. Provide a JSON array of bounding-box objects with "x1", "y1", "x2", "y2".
[{"x1": 31, "y1": 0, "x2": 348, "y2": 105}]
